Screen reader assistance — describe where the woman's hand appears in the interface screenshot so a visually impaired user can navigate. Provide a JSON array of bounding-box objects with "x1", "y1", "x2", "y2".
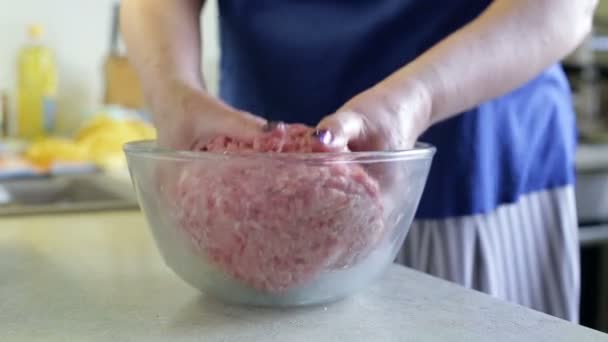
[
  {"x1": 315, "y1": 80, "x2": 432, "y2": 152},
  {"x1": 151, "y1": 82, "x2": 267, "y2": 150},
  {"x1": 149, "y1": 82, "x2": 267, "y2": 207}
]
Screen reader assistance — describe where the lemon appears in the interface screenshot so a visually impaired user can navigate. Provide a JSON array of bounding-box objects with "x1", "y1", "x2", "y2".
[
  {"x1": 76, "y1": 118, "x2": 156, "y2": 170},
  {"x1": 23, "y1": 113, "x2": 156, "y2": 171},
  {"x1": 25, "y1": 137, "x2": 88, "y2": 169}
]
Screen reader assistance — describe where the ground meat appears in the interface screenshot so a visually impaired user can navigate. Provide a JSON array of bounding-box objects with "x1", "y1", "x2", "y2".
[
  {"x1": 197, "y1": 123, "x2": 318, "y2": 153},
  {"x1": 170, "y1": 124, "x2": 385, "y2": 293}
]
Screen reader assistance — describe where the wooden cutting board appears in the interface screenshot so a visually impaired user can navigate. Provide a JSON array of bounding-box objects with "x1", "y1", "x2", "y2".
[{"x1": 103, "y1": 54, "x2": 144, "y2": 109}]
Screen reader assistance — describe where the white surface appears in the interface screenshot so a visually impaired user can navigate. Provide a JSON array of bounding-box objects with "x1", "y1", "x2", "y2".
[
  {"x1": 0, "y1": 211, "x2": 606, "y2": 341},
  {"x1": 0, "y1": 185, "x2": 10, "y2": 204},
  {"x1": 577, "y1": 171, "x2": 608, "y2": 222},
  {"x1": 576, "y1": 143, "x2": 608, "y2": 222},
  {"x1": 579, "y1": 224, "x2": 608, "y2": 246},
  {"x1": 576, "y1": 144, "x2": 608, "y2": 172},
  {"x1": 0, "y1": 0, "x2": 220, "y2": 133}
]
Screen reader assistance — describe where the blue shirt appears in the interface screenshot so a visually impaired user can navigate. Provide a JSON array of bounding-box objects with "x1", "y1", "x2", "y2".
[{"x1": 218, "y1": 0, "x2": 576, "y2": 219}]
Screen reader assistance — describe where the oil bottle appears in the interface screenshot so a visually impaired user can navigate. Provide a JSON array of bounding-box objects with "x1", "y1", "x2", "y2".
[{"x1": 16, "y1": 24, "x2": 58, "y2": 140}]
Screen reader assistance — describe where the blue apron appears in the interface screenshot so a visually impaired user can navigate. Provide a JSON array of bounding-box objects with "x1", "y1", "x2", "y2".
[{"x1": 217, "y1": 0, "x2": 576, "y2": 219}]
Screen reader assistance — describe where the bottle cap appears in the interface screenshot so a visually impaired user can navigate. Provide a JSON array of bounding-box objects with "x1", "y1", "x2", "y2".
[{"x1": 27, "y1": 24, "x2": 44, "y2": 40}]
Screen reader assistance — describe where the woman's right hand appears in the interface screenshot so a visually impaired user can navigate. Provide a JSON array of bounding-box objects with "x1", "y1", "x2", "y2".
[{"x1": 150, "y1": 82, "x2": 267, "y2": 150}]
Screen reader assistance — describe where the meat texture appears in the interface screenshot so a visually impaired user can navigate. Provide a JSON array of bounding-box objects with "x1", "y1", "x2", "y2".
[{"x1": 170, "y1": 124, "x2": 385, "y2": 293}]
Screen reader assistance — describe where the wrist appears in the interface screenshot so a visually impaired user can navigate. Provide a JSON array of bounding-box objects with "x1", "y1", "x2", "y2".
[
  {"x1": 148, "y1": 79, "x2": 208, "y2": 124},
  {"x1": 150, "y1": 82, "x2": 217, "y2": 149}
]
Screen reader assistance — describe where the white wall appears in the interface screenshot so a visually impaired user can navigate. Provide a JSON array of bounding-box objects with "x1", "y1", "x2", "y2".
[
  {"x1": 0, "y1": 0, "x2": 220, "y2": 134},
  {"x1": 202, "y1": 0, "x2": 221, "y2": 95}
]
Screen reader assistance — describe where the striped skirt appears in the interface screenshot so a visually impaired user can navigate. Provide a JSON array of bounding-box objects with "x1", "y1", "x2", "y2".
[{"x1": 396, "y1": 186, "x2": 580, "y2": 322}]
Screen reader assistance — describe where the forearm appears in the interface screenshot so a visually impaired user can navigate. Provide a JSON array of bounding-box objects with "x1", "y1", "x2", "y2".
[
  {"x1": 382, "y1": 0, "x2": 596, "y2": 129},
  {"x1": 121, "y1": 0, "x2": 205, "y2": 99}
]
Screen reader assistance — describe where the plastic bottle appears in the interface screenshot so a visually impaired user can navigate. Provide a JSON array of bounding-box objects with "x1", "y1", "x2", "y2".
[
  {"x1": 0, "y1": 90, "x2": 8, "y2": 137},
  {"x1": 16, "y1": 24, "x2": 58, "y2": 140}
]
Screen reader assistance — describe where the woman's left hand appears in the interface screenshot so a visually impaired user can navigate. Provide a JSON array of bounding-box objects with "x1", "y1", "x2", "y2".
[{"x1": 314, "y1": 80, "x2": 433, "y2": 152}]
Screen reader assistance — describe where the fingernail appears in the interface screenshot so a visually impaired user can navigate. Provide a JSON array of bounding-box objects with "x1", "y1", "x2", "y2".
[
  {"x1": 311, "y1": 129, "x2": 333, "y2": 145},
  {"x1": 263, "y1": 121, "x2": 283, "y2": 132}
]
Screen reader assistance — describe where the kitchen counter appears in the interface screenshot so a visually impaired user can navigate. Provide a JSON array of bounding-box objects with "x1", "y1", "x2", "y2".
[{"x1": 1, "y1": 211, "x2": 606, "y2": 342}]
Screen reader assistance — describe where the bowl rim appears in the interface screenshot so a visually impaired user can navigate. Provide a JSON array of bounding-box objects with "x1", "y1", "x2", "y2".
[{"x1": 123, "y1": 140, "x2": 436, "y2": 163}]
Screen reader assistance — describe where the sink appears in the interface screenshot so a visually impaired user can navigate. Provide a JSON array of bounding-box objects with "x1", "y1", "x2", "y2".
[{"x1": 0, "y1": 173, "x2": 139, "y2": 216}]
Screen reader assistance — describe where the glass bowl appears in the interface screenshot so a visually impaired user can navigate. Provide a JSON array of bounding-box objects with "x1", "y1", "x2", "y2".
[{"x1": 124, "y1": 140, "x2": 435, "y2": 307}]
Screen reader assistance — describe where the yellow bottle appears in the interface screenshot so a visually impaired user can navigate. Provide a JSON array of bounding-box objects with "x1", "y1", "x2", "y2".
[{"x1": 16, "y1": 24, "x2": 58, "y2": 140}]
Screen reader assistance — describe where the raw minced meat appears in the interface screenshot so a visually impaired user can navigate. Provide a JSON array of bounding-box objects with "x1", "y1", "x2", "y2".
[{"x1": 169, "y1": 124, "x2": 385, "y2": 292}]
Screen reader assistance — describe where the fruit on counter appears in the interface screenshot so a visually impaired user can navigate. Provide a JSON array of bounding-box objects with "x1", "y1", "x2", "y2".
[
  {"x1": 23, "y1": 114, "x2": 155, "y2": 170},
  {"x1": 75, "y1": 115, "x2": 154, "y2": 141},
  {"x1": 75, "y1": 116, "x2": 155, "y2": 169},
  {"x1": 25, "y1": 137, "x2": 88, "y2": 169}
]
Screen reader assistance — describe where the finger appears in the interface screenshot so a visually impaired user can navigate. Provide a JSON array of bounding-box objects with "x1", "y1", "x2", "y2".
[
  {"x1": 230, "y1": 110, "x2": 268, "y2": 134},
  {"x1": 315, "y1": 111, "x2": 366, "y2": 152},
  {"x1": 215, "y1": 110, "x2": 268, "y2": 141},
  {"x1": 262, "y1": 121, "x2": 285, "y2": 132}
]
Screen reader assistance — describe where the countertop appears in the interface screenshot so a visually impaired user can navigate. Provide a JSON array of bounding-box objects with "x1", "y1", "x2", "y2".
[{"x1": 1, "y1": 211, "x2": 607, "y2": 342}]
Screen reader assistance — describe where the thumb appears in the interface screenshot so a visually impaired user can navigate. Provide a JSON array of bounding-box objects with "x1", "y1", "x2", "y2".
[{"x1": 315, "y1": 111, "x2": 366, "y2": 152}]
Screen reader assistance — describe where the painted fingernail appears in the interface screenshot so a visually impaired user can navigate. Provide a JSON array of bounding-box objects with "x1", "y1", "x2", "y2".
[
  {"x1": 263, "y1": 121, "x2": 283, "y2": 132},
  {"x1": 312, "y1": 129, "x2": 333, "y2": 145}
]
